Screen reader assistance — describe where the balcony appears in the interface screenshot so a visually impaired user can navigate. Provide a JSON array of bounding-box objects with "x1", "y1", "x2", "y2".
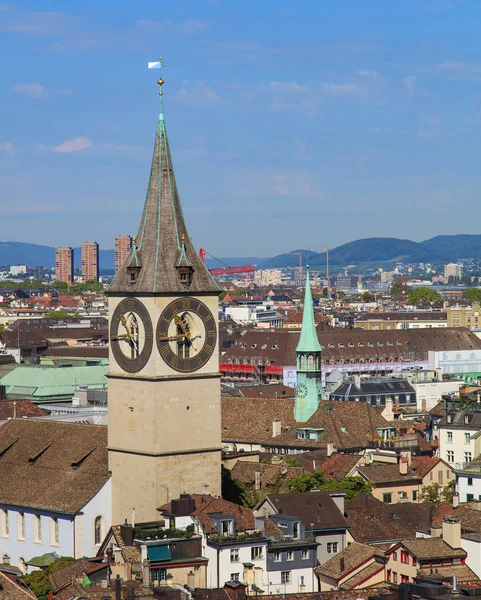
[{"x1": 207, "y1": 531, "x2": 265, "y2": 547}]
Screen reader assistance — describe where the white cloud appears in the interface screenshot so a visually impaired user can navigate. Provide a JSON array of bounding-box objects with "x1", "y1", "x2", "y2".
[
  {"x1": 0, "y1": 142, "x2": 15, "y2": 154},
  {"x1": 322, "y1": 82, "x2": 362, "y2": 95},
  {"x1": 12, "y1": 82, "x2": 47, "y2": 98},
  {"x1": 1, "y1": 10, "x2": 75, "y2": 35},
  {"x1": 402, "y1": 75, "x2": 417, "y2": 96},
  {"x1": 37, "y1": 136, "x2": 93, "y2": 153},
  {"x1": 176, "y1": 82, "x2": 228, "y2": 107},
  {"x1": 356, "y1": 69, "x2": 382, "y2": 80},
  {"x1": 272, "y1": 172, "x2": 320, "y2": 198}
]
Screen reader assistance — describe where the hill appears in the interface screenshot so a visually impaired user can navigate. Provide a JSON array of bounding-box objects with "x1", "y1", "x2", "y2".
[{"x1": 259, "y1": 234, "x2": 481, "y2": 270}]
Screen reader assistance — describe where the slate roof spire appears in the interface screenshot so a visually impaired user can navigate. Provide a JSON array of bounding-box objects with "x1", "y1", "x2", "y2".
[
  {"x1": 296, "y1": 266, "x2": 322, "y2": 353},
  {"x1": 109, "y1": 72, "x2": 218, "y2": 295}
]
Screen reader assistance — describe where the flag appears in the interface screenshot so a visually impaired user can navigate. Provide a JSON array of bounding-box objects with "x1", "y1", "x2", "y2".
[{"x1": 148, "y1": 61, "x2": 161, "y2": 69}]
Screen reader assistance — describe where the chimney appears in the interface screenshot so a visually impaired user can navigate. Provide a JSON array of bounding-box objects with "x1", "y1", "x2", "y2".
[
  {"x1": 401, "y1": 450, "x2": 412, "y2": 466},
  {"x1": 384, "y1": 398, "x2": 394, "y2": 421},
  {"x1": 202, "y1": 483, "x2": 209, "y2": 495},
  {"x1": 340, "y1": 557, "x2": 345, "y2": 573},
  {"x1": 453, "y1": 494, "x2": 460, "y2": 509},
  {"x1": 187, "y1": 571, "x2": 195, "y2": 589},
  {"x1": 431, "y1": 525, "x2": 442, "y2": 538},
  {"x1": 354, "y1": 375, "x2": 361, "y2": 389},
  {"x1": 115, "y1": 575, "x2": 121, "y2": 600},
  {"x1": 132, "y1": 508, "x2": 136, "y2": 528},
  {"x1": 442, "y1": 516, "x2": 461, "y2": 549},
  {"x1": 399, "y1": 457, "x2": 408, "y2": 475},
  {"x1": 2, "y1": 554, "x2": 10, "y2": 565},
  {"x1": 327, "y1": 443, "x2": 336, "y2": 457},
  {"x1": 254, "y1": 471, "x2": 261, "y2": 491},
  {"x1": 272, "y1": 418, "x2": 281, "y2": 438}
]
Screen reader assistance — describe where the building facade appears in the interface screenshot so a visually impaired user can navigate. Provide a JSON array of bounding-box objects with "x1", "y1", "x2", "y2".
[
  {"x1": 81, "y1": 241, "x2": 99, "y2": 283},
  {"x1": 55, "y1": 246, "x2": 74, "y2": 284},
  {"x1": 114, "y1": 235, "x2": 132, "y2": 274}
]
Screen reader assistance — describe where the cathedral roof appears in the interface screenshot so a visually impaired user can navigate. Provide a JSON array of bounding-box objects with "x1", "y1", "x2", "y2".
[
  {"x1": 296, "y1": 267, "x2": 322, "y2": 353},
  {"x1": 108, "y1": 107, "x2": 218, "y2": 295}
]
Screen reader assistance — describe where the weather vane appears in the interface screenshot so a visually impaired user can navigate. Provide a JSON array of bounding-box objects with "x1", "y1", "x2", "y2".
[{"x1": 148, "y1": 57, "x2": 168, "y2": 117}]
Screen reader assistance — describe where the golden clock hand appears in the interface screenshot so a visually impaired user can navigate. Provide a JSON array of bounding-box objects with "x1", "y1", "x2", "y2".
[
  {"x1": 158, "y1": 334, "x2": 187, "y2": 342},
  {"x1": 120, "y1": 315, "x2": 132, "y2": 339}
]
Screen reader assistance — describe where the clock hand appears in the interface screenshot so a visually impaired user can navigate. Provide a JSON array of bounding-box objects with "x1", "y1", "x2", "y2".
[
  {"x1": 158, "y1": 333, "x2": 188, "y2": 342},
  {"x1": 120, "y1": 315, "x2": 132, "y2": 340},
  {"x1": 174, "y1": 315, "x2": 191, "y2": 339}
]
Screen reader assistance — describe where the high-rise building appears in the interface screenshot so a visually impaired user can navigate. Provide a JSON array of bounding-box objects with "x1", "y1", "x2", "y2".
[
  {"x1": 107, "y1": 89, "x2": 221, "y2": 523},
  {"x1": 445, "y1": 263, "x2": 462, "y2": 280},
  {"x1": 55, "y1": 247, "x2": 74, "y2": 284},
  {"x1": 114, "y1": 235, "x2": 132, "y2": 273},
  {"x1": 81, "y1": 241, "x2": 99, "y2": 283}
]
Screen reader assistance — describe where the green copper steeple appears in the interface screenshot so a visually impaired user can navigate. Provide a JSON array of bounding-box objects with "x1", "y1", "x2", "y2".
[
  {"x1": 296, "y1": 266, "x2": 322, "y2": 354},
  {"x1": 294, "y1": 266, "x2": 323, "y2": 422}
]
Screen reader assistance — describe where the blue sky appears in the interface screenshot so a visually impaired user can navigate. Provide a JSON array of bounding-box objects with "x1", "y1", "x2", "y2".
[{"x1": 1, "y1": 0, "x2": 481, "y2": 257}]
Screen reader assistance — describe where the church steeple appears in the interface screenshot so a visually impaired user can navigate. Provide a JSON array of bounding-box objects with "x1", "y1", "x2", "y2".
[
  {"x1": 109, "y1": 76, "x2": 218, "y2": 296},
  {"x1": 294, "y1": 266, "x2": 323, "y2": 422}
]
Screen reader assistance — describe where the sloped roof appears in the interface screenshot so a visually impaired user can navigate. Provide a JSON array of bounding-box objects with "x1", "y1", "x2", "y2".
[
  {"x1": 0, "y1": 419, "x2": 109, "y2": 514},
  {"x1": 263, "y1": 401, "x2": 393, "y2": 451},
  {"x1": 316, "y1": 541, "x2": 385, "y2": 581},
  {"x1": 230, "y1": 461, "x2": 306, "y2": 492},
  {"x1": 108, "y1": 110, "x2": 218, "y2": 295},
  {"x1": 221, "y1": 397, "x2": 295, "y2": 443},
  {"x1": 159, "y1": 494, "x2": 254, "y2": 533},
  {"x1": 411, "y1": 456, "x2": 447, "y2": 479},
  {"x1": 400, "y1": 537, "x2": 466, "y2": 559},
  {"x1": 356, "y1": 463, "x2": 421, "y2": 484},
  {"x1": 0, "y1": 400, "x2": 49, "y2": 420},
  {"x1": 314, "y1": 454, "x2": 362, "y2": 479},
  {"x1": 0, "y1": 570, "x2": 36, "y2": 600},
  {"x1": 297, "y1": 268, "x2": 321, "y2": 353},
  {"x1": 261, "y1": 492, "x2": 348, "y2": 531}
]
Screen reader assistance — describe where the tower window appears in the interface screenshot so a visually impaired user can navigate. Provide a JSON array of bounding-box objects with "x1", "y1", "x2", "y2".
[
  {"x1": 176, "y1": 265, "x2": 194, "y2": 289},
  {"x1": 127, "y1": 266, "x2": 141, "y2": 284}
]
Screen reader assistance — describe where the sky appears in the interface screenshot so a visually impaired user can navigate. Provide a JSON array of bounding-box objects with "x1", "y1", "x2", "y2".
[{"x1": 1, "y1": 0, "x2": 481, "y2": 257}]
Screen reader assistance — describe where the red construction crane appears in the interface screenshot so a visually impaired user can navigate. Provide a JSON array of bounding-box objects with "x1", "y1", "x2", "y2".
[{"x1": 199, "y1": 247, "x2": 255, "y2": 276}]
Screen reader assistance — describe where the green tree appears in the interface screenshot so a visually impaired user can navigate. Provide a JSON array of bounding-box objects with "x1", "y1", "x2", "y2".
[
  {"x1": 22, "y1": 557, "x2": 76, "y2": 600},
  {"x1": 44, "y1": 309, "x2": 80, "y2": 319},
  {"x1": 441, "y1": 478, "x2": 456, "y2": 503},
  {"x1": 407, "y1": 287, "x2": 442, "y2": 305},
  {"x1": 390, "y1": 280, "x2": 405, "y2": 296},
  {"x1": 361, "y1": 291, "x2": 375, "y2": 303},
  {"x1": 462, "y1": 288, "x2": 481, "y2": 304},
  {"x1": 419, "y1": 479, "x2": 455, "y2": 503},
  {"x1": 286, "y1": 471, "x2": 374, "y2": 501}
]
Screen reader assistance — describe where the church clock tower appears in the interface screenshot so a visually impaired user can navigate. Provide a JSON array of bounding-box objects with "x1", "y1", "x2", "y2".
[
  {"x1": 107, "y1": 73, "x2": 221, "y2": 523},
  {"x1": 294, "y1": 267, "x2": 323, "y2": 422}
]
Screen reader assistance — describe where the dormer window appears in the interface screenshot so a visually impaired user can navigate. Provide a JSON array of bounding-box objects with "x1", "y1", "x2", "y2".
[
  {"x1": 127, "y1": 266, "x2": 141, "y2": 285},
  {"x1": 176, "y1": 265, "x2": 194, "y2": 290}
]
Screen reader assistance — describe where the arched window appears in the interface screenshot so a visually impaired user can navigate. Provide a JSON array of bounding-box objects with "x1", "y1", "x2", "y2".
[
  {"x1": 94, "y1": 515, "x2": 105, "y2": 545},
  {"x1": 307, "y1": 354, "x2": 314, "y2": 369},
  {"x1": 299, "y1": 355, "x2": 306, "y2": 370}
]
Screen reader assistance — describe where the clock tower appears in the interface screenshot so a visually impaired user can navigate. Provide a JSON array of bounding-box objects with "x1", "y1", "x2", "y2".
[
  {"x1": 294, "y1": 267, "x2": 323, "y2": 422},
  {"x1": 107, "y1": 76, "x2": 221, "y2": 523}
]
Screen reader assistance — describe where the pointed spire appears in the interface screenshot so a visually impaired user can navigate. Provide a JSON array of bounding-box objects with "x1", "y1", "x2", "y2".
[
  {"x1": 109, "y1": 76, "x2": 218, "y2": 295},
  {"x1": 296, "y1": 266, "x2": 321, "y2": 353}
]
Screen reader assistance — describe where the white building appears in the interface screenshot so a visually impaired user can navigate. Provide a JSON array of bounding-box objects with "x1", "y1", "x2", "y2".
[
  {"x1": 436, "y1": 408, "x2": 481, "y2": 467},
  {"x1": 429, "y1": 349, "x2": 481, "y2": 375},
  {"x1": 0, "y1": 419, "x2": 111, "y2": 572},
  {"x1": 397, "y1": 369, "x2": 462, "y2": 411},
  {"x1": 159, "y1": 493, "x2": 319, "y2": 594},
  {"x1": 9, "y1": 265, "x2": 27, "y2": 276}
]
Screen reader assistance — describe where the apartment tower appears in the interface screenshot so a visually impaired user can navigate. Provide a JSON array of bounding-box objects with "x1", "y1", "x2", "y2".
[
  {"x1": 81, "y1": 241, "x2": 99, "y2": 283},
  {"x1": 55, "y1": 246, "x2": 74, "y2": 284},
  {"x1": 114, "y1": 235, "x2": 132, "y2": 273}
]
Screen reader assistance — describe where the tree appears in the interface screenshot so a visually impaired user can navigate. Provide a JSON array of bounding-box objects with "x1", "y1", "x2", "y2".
[
  {"x1": 22, "y1": 557, "x2": 76, "y2": 600},
  {"x1": 390, "y1": 280, "x2": 406, "y2": 296},
  {"x1": 361, "y1": 291, "x2": 375, "y2": 303},
  {"x1": 462, "y1": 288, "x2": 481, "y2": 304},
  {"x1": 407, "y1": 287, "x2": 442, "y2": 306},
  {"x1": 419, "y1": 479, "x2": 455, "y2": 503},
  {"x1": 286, "y1": 471, "x2": 374, "y2": 501},
  {"x1": 44, "y1": 309, "x2": 79, "y2": 319}
]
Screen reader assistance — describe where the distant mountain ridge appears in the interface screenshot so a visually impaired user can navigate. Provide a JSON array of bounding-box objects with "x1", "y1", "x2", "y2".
[
  {"x1": 259, "y1": 235, "x2": 481, "y2": 269},
  {"x1": 0, "y1": 241, "x2": 268, "y2": 272}
]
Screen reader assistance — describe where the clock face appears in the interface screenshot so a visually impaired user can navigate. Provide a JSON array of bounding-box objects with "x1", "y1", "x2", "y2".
[
  {"x1": 110, "y1": 298, "x2": 153, "y2": 373},
  {"x1": 296, "y1": 383, "x2": 308, "y2": 399},
  {"x1": 156, "y1": 297, "x2": 216, "y2": 373}
]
